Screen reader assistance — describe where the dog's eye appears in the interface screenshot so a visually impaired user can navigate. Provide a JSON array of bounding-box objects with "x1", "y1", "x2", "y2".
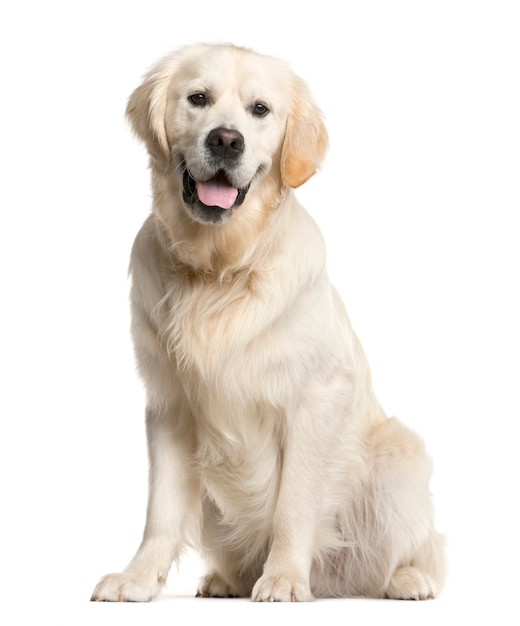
[
  {"x1": 252, "y1": 102, "x2": 270, "y2": 117},
  {"x1": 188, "y1": 93, "x2": 207, "y2": 107}
]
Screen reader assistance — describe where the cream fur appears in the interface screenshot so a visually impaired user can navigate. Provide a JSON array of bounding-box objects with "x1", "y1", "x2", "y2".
[{"x1": 91, "y1": 43, "x2": 445, "y2": 603}]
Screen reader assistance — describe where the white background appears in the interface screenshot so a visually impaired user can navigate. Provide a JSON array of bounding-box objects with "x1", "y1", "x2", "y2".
[{"x1": 1, "y1": 1, "x2": 519, "y2": 624}]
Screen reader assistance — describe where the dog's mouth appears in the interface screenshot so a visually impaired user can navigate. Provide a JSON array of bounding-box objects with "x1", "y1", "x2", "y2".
[{"x1": 182, "y1": 167, "x2": 250, "y2": 223}]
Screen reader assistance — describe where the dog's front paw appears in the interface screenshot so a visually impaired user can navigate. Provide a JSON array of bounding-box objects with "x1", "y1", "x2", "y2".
[
  {"x1": 252, "y1": 573, "x2": 313, "y2": 602},
  {"x1": 90, "y1": 571, "x2": 164, "y2": 602}
]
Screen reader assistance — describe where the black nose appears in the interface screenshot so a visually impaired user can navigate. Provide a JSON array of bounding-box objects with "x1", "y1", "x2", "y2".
[{"x1": 206, "y1": 127, "x2": 244, "y2": 160}]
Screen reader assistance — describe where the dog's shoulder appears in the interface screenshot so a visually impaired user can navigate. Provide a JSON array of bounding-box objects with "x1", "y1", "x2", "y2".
[{"x1": 129, "y1": 214, "x2": 176, "y2": 316}]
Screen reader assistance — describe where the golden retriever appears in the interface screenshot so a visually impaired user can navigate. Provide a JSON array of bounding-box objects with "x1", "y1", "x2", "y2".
[{"x1": 91, "y1": 43, "x2": 446, "y2": 602}]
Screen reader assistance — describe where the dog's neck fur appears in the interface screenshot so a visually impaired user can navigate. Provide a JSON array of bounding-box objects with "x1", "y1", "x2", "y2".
[{"x1": 151, "y1": 164, "x2": 289, "y2": 278}]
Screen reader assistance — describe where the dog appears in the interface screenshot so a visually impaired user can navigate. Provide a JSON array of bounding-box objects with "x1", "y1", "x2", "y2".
[{"x1": 91, "y1": 43, "x2": 446, "y2": 602}]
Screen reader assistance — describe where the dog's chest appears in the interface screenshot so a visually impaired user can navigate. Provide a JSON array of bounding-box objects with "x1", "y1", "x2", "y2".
[
  {"x1": 163, "y1": 273, "x2": 268, "y2": 391},
  {"x1": 159, "y1": 266, "x2": 333, "y2": 412},
  {"x1": 161, "y1": 273, "x2": 288, "y2": 516}
]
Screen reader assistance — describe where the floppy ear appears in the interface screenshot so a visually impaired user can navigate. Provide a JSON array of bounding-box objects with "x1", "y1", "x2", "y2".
[
  {"x1": 125, "y1": 58, "x2": 176, "y2": 164},
  {"x1": 281, "y1": 78, "x2": 329, "y2": 188}
]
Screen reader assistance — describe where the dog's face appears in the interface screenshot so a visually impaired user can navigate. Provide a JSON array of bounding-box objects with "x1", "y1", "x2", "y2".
[
  {"x1": 167, "y1": 46, "x2": 294, "y2": 224},
  {"x1": 127, "y1": 44, "x2": 328, "y2": 226}
]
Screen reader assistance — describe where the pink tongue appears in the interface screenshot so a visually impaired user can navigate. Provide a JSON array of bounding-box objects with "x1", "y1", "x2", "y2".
[{"x1": 196, "y1": 180, "x2": 239, "y2": 209}]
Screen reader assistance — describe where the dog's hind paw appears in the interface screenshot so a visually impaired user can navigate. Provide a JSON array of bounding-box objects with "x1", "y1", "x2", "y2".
[
  {"x1": 386, "y1": 566, "x2": 437, "y2": 600},
  {"x1": 196, "y1": 571, "x2": 241, "y2": 598}
]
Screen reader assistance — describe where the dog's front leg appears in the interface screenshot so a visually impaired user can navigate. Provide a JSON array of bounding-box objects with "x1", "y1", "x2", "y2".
[
  {"x1": 91, "y1": 404, "x2": 199, "y2": 602},
  {"x1": 252, "y1": 399, "x2": 334, "y2": 602}
]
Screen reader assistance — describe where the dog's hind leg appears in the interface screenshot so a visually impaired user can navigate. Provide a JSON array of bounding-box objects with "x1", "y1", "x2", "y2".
[
  {"x1": 385, "y1": 528, "x2": 446, "y2": 600},
  {"x1": 371, "y1": 418, "x2": 446, "y2": 600}
]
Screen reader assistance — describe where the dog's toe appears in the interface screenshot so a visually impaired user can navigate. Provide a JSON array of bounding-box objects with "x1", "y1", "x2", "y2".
[{"x1": 252, "y1": 572, "x2": 313, "y2": 602}]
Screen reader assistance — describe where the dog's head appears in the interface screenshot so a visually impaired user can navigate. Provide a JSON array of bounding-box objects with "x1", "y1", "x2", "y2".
[{"x1": 126, "y1": 44, "x2": 328, "y2": 227}]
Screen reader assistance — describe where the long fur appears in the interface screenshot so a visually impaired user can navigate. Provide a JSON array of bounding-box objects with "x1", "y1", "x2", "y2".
[{"x1": 91, "y1": 43, "x2": 445, "y2": 603}]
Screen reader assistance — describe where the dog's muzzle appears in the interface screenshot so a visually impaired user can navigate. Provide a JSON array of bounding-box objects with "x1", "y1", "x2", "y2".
[{"x1": 181, "y1": 127, "x2": 251, "y2": 224}]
